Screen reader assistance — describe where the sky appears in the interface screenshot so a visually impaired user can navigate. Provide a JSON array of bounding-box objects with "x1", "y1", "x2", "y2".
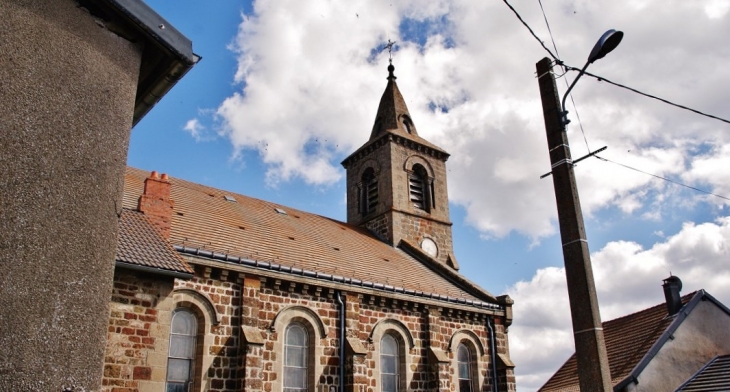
[{"x1": 131, "y1": 1, "x2": 730, "y2": 390}]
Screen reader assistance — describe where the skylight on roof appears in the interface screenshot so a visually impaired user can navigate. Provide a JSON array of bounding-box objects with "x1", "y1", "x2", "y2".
[
  {"x1": 224, "y1": 195, "x2": 236, "y2": 202},
  {"x1": 274, "y1": 208, "x2": 287, "y2": 215}
]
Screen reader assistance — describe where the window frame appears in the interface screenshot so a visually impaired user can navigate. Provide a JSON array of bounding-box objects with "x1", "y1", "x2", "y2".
[
  {"x1": 457, "y1": 343, "x2": 475, "y2": 392},
  {"x1": 380, "y1": 334, "x2": 401, "y2": 392},
  {"x1": 283, "y1": 322, "x2": 310, "y2": 392},
  {"x1": 166, "y1": 308, "x2": 198, "y2": 392}
]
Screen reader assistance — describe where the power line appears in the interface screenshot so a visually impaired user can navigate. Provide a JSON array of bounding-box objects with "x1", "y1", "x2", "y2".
[
  {"x1": 536, "y1": 2, "x2": 591, "y2": 152},
  {"x1": 594, "y1": 155, "x2": 730, "y2": 202},
  {"x1": 537, "y1": 0, "x2": 560, "y2": 60},
  {"x1": 501, "y1": 0, "x2": 558, "y2": 61},
  {"x1": 563, "y1": 64, "x2": 730, "y2": 126}
]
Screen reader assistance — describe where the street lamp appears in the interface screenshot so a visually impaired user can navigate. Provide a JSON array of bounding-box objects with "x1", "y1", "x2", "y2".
[
  {"x1": 536, "y1": 29, "x2": 623, "y2": 392},
  {"x1": 561, "y1": 29, "x2": 624, "y2": 125}
]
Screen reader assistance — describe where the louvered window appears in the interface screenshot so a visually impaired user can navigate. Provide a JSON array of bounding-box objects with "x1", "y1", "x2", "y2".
[
  {"x1": 409, "y1": 164, "x2": 432, "y2": 212},
  {"x1": 361, "y1": 167, "x2": 378, "y2": 215}
]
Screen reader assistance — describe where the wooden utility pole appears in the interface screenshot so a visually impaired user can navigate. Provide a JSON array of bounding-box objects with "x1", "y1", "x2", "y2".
[{"x1": 536, "y1": 57, "x2": 612, "y2": 391}]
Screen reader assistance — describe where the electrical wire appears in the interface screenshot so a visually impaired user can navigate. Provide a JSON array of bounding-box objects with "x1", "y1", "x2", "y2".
[
  {"x1": 501, "y1": 0, "x2": 558, "y2": 61},
  {"x1": 537, "y1": 0, "x2": 591, "y2": 151},
  {"x1": 594, "y1": 155, "x2": 730, "y2": 202},
  {"x1": 564, "y1": 65, "x2": 730, "y2": 126},
  {"x1": 537, "y1": 0, "x2": 560, "y2": 59}
]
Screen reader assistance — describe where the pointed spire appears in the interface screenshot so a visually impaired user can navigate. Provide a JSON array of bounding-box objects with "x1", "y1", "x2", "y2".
[{"x1": 369, "y1": 63, "x2": 417, "y2": 140}]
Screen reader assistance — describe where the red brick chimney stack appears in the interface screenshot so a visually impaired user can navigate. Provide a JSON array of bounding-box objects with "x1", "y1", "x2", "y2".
[{"x1": 138, "y1": 171, "x2": 174, "y2": 238}]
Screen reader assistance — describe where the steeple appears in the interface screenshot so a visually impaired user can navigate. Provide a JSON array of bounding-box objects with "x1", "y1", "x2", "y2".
[
  {"x1": 369, "y1": 64, "x2": 418, "y2": 140},
  {"x1": 342, "y1": 63, "x2": 458, "y2": 270}
]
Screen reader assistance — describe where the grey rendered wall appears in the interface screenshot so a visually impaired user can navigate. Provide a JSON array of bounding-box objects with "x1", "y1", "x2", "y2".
[
  {"x1": 628, "y1": 299, "x2": 730, "y2": 392},
  {"x1": 0, "y1": 0, "x2": 141, "y2": 390}
]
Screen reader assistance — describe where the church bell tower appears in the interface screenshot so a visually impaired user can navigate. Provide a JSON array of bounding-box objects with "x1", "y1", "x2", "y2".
[{"x1": 342, "y1": 63, "x2": 458, "y2": 269}]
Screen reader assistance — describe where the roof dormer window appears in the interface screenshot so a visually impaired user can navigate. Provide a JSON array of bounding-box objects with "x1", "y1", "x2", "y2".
[{"x1": 402, "y1": 116, "x2": 414, "y2": 134}]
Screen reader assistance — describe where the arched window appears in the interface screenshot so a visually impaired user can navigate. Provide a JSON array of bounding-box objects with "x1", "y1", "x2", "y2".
[
  {"x1": 361, "y1": 167, "x2": 378, "y2": 215},
  {"x1": 409, "y1": 164, "x2": 432, "y2": 212},
  {"x1": 457, "y1": 343, "x2": 474, "y2": 392},
  {"x1": 381, "y1": 334, "x2": 400, "y2": 392},
  {"x1": 284, "y1": 323, "x2": 309, "y2": 392},
  {"x1": 166, "y1": 309, "x2": 197, "y2": 392}
]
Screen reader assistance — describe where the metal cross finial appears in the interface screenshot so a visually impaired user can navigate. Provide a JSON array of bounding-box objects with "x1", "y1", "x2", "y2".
[{"x1": 383, "y1": 40, "x2": 396, "y2": 63}]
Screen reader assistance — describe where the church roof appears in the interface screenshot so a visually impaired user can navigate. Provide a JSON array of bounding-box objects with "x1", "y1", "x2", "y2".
[
  {"x1": 121, "y1": 166, "x2": 500, "y2": 309},
  {"x1": 539, "y1": 292, "x2": 699, "y2": 392},
  {"x1": 116, "y1": 209, "x2": 194, "y2": 277},
  {"x1": 342, "y1": 64, "x2": 448, "y2": 167}
]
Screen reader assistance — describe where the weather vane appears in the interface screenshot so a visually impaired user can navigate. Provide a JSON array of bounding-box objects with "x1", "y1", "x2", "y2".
[{"x1": 382, "y1": 40, "x2": 396, "y2": 63}]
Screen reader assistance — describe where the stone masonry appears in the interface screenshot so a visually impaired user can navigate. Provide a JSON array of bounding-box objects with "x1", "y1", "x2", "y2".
[{"x1": 103, "y1": 260, "x2": 515, "y2": 392}]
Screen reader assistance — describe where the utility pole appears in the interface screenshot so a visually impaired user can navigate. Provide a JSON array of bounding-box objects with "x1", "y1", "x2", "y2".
[{"x1": 536, "y1": 57, "x2": 612, "y2": 391}]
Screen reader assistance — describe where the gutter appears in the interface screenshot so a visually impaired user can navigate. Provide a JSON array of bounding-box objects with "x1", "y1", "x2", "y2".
[
  {"x1": 91, "y1": 0, "x2": 201, "y2": 125},
  {"x1": 335, "y1": 291, "x2": 346, "y2": 392},
  {"x1": 173, "y1": 245, "x2": 504, "y2": 312},
  {"x1": 115, "y1": 261, "x2": 194, "y2": 279},
  {"x1": 487, "y1": 317, "x2": 499, "y2": 392}
]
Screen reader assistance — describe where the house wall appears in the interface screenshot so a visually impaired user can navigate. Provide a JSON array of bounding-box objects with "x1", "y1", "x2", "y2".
[
  {"x1": 628, "y1": 300, "x2": 730, "y2": 392},
  {"x1": 104, "y1": 263, "x2": 514, "y2": 392},
  {"x1": 0, "y1": 1, "x2": 141, "y2": 390}
]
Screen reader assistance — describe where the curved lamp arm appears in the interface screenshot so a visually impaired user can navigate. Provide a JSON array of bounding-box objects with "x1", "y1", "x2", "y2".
[{"x1": 560, "y1": 29, "x2": 624, "y2": 125}]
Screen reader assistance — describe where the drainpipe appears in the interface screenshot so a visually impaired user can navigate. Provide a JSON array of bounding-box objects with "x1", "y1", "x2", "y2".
[
  {"x1": 487, "y1": 317, "x2": 499, "y2": 392},
  {"x1": 336, "y1": 291, "x2": 346, "y2": 392}
]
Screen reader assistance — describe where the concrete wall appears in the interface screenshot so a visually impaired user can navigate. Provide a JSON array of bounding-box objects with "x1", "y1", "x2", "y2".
[
  {"x1": 0, "y1": 0, "x2": 141, "y2": 389},
  {"x1": 629, "y1": 299, "x2": 730, "y2": 392}
]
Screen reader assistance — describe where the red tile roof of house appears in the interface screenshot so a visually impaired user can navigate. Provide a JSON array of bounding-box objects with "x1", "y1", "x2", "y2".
[
  {"x1": 116, "y1": 209, "x2": 193, "y2": 276},
  {"x1": 121, "y1": 167, "x2": 498, "y2": 306},
  {"x1": 540, "y1": 292, "x2": 698, "y2": 392}
]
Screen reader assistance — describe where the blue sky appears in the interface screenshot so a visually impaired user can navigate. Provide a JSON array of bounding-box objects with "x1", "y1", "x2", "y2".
[{"x1": 132, "y1": 1, "x2": 730, "y2": 389}]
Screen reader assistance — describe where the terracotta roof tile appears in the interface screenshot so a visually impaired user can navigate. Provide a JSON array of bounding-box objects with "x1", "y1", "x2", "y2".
[
  {"x1": 540, "y1": 292, "x2": 697, "y2": 392},
  {"x1": 116, "y1": 209, "x2": 193, "y2": 275},
  {"x1": 123, "y1": 167, "x2": 495, "y2": 304}
]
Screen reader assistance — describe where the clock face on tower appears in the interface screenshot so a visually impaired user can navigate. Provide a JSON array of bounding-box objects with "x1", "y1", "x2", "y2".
[{"x1": 420, "y1": 238, "x2": 438, "y2": 258}]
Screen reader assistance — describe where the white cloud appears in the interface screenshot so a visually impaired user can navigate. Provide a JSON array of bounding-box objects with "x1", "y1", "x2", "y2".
[
  {"x1": 183, "y1": 118, "x2": 206, "y2": 141},
  {"x1": 171, "y1": 0, "x2": 730, "y2": 388},
  {"x1": 192, "y1": 0, "x2": 730, "y2": 237},
  {"x1": 508, "y1": 216, "x2": 730, "y2": 391}
]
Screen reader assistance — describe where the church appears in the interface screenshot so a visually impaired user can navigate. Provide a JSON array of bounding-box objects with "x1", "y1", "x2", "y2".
[{"x1": 104, "y1": 63, "x2": 516, "y2": 392}]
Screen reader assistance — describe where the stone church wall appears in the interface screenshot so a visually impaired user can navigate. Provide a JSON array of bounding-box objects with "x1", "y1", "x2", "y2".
[{"x1": 103, "y1": 264, "x2": 513, "y2": 392}]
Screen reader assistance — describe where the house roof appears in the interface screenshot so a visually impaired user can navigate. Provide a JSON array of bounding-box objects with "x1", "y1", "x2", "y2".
[
  {"x1": 121, "y1": 167, "x2": 501, "y2": 308},
  {"x1": 116, "y1": 209, "x2": 194, "y2": 277},
  {"x1": 675, "y1": 354, "x2": 730, "y2": 391},
  {"x1": 539, "y1": 292, "x2": 699, "y2": 392},
  {"x1": 90, "y1": 0, "x2": 200, "y2": 125}
]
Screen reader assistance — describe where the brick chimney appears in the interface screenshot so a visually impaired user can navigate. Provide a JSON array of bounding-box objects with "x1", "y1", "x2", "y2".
[
  {"x1": 662, "y1": 275, "x2": 683, "y2": 316},
  {"x1": 138, "y1": 171, "x2": 174, "y2": 238}
]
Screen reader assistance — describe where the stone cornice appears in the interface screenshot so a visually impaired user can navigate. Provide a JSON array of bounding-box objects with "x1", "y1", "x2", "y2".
[{"x1": 342, "y1": 133, "x2": 450, "y2": 169}]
